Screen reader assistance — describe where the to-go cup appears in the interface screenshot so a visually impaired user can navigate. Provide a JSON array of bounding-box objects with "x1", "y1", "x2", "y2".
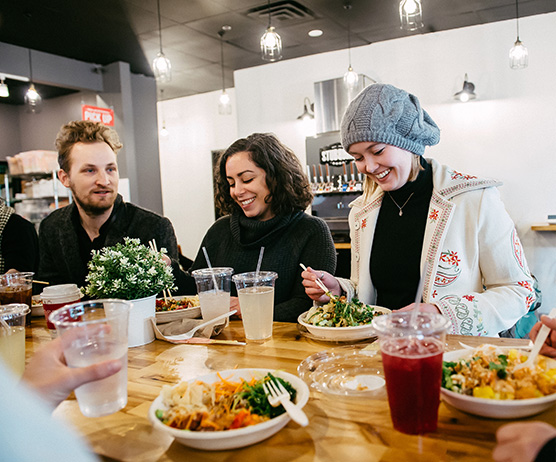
[
  {"x1": 49, "y1": 299, "x2": 130, "y2": 418},
  {"x1": 40, "y1": 284, "x2": 82, "y2": 335},
  {"x1": 371, "y1": 312, "x2": 451, "y2": 435},
  {"x1": 232, "y1": 271, "x2": 277, "y2": 343},
  {"x1": 0, "y1": 304, "x2": 30, "y2": 378},
  {"x1": 191, "y1": 268, "x2": 233, "y2": 323}
]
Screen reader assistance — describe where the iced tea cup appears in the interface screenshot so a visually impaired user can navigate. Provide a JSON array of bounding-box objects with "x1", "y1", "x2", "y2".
[
  {"x1": 371, "y1": 312, "x2": 451, "y2": 435},
  {"x1": 49, "y1": 299, "x2": 130, "y2": 418},
  {"x1": 40, "y1": 284, "x2": 82, "y2": 336},
  {"x1": 0, "y1": 272, "x2": 34, "y2": 325},
  {"x1": 0, "y1": 304, "x2": 30, "y2": 379},
  {"x1": 191, "y1": 268, "x2": 233, "y2": 325},
  {"x1": 232, "y1": 271, "x2": 277, "y2": 343}
]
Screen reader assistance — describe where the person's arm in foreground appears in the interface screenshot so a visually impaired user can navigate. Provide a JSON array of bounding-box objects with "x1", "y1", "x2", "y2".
[
  {"x1": 22, "y1": 335, "x2": 121, "y2": 408},
  {"x1": 493, "y1": 422, "x2": 556, "y2": 462}
]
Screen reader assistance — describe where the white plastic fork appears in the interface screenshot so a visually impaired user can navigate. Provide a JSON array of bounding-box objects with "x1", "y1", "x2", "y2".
[
  {"x1": 263, "y1": 378, "x2": 309, "y2": 427},
  {"x1": 514, "y1": 308, "x2": 556, "y2": 372},
  {"x1": 164, "y1": 310, "x2": 236, "y2": 341}
]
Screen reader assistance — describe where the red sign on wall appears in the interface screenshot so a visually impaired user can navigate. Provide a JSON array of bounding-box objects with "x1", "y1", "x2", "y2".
[{"x1": 81, "y1": 105, "x2": 115, "y2": 126}]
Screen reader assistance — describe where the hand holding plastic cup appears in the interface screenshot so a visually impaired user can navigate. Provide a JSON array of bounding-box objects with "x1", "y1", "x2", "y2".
[
  {"x1": 191, "y1": 267, "x2": 233, "y2": 325},
  {"x1": 49, "y1": 299, "x2": 130, "y2": 418},
  {"x1": 371, "y1": 312, "x2": 451, "y2": 435},
  {"x1": 232, "y1": 271, "x2": 277, "y2": 343},
  {"x1": 0, "y1": 304, "x2": 30, "y2": 378}
]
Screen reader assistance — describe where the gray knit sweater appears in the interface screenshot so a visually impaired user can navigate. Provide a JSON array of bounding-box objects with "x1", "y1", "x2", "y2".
[{"x1": 190, "y1": 211, "x2": 337, "y2": 322}]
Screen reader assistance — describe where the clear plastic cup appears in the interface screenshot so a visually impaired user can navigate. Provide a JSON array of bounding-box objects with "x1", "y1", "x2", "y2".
[
  {"x1": 0, "y1": 304, "x2": 30, "y2": 378},
  {"x1": 371, "y1": 312, "x2": 451, "y2": 434},
  {"x1": 49, "y1": 299, "x2": 130, "y2": 418},
  {"x1": 191, "y1": 268, "x2": 233, "y2": 322},
  {"x1": 0, "y1": 272, "x2": 34, "y2": 325},
  {"x1": 232, "y1": 271, "x2": 278, "y2": 343}
]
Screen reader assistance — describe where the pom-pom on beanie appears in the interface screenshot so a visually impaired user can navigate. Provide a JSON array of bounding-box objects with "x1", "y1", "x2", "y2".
[{"x1": 341, "y1": 83, "x2": 440, "y2": 156}]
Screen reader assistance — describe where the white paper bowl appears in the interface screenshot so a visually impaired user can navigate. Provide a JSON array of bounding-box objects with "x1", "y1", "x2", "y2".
[
  {"x1": 155, "y1": 295, "x2": 201, "y2": 324},
  {"x1": 441, "y1": 349, "x2": 556, "y2": 419},
  {"x1": 297, "y1": 306, "x2": 391, "y2": 342},
  {"x1": 148, "y1": 368, "x2": 310, "y2": 451}
]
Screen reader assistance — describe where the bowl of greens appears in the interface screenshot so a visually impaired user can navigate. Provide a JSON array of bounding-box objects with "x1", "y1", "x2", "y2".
[
  {"x1": 148, "y1": 368, "x2": 310, "y2": 450},
  {"x1": 298, "y1": 297, "x2": 390, "y2": 342}
]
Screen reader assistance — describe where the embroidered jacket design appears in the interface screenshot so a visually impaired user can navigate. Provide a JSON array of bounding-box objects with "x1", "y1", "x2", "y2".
[{"x1": 435, "y1": 250, "x2": 461, "y2": 287}]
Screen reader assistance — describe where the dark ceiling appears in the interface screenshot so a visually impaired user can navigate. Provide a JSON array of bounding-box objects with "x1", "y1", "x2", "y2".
[{"x1": 0, "y1": 0, "x2": 554, "y2": 104}]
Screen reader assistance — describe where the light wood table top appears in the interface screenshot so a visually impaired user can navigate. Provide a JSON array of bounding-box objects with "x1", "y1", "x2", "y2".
[{"x1": 26, "y1": 319, "x2": 554, "y2": 462}]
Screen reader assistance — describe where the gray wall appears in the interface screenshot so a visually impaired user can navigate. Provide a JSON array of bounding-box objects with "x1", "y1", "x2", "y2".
[{"x1": 0, "y1": 105, "x2": 22, "y2": 159}]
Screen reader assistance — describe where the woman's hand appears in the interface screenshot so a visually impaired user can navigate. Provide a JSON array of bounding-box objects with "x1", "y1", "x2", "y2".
[
  {"x1": 301, "y1": 267, "x2": 341, "y2": 303},
  {"x1": 22, "y1": 335, "x2": 122, "y2": 409},
  {"x1": 397, "y1": 303, "x2": 440, "y2": 314},
  {"x1": 529, "y1": 314, "x2": 556, "y2": 358},
  {"x1": 493, "y1": 421, "x2": 556, "y2": 462}
]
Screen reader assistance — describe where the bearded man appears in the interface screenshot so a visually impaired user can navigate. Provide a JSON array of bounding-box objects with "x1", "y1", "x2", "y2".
[{"x1": 38, "y1": 120, "x2": 189, "y2": 292}]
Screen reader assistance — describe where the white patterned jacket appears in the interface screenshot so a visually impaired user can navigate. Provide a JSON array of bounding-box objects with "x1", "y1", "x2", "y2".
[{"x1": 338, "y1": 158, "x2": 535, "y2": 337}]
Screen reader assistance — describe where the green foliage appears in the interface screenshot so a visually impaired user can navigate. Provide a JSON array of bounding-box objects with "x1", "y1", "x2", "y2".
[{"x1": 84, "y1": 237, "x2": 176, "y2": 300}]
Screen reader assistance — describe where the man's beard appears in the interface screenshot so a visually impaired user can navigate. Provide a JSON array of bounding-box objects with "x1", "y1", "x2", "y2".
[{"x1": 72, "y1": 189, "x2": 116, "y2": 217}]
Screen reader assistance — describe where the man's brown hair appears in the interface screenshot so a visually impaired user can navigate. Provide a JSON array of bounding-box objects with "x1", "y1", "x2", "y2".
[{"x1": 55, "y1": 120, "x2": 123, "y2": 172}]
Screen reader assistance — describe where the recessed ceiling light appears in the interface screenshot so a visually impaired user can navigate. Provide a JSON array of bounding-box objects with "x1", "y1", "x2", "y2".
[{"x1": 308, "y1": 29, "x2": 323, "y2": 37}]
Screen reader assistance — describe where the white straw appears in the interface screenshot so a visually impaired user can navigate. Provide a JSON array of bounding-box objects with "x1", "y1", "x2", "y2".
[
  {"x1": 410, "y1": 260, "x2": 428, "y2": 327},
  {"x1": 255, "y1": 247, "x2": 265, "y2": 277},
  {"x1": 202, "y1": 246, "x2": 219, "y2": 291}
]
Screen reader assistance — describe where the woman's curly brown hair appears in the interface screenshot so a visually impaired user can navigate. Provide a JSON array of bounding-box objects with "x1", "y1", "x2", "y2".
[{"x1": 215, "y1": 133, "x2": 313, "y2": 217}]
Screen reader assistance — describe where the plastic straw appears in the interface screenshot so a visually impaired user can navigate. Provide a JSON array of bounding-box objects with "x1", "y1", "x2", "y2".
[
  {"x1": 410, "y1": 260, "x2": 428, "y2": 327},
  {"x1": 255, "y1": 247, "x2": 265, "y2": 277},
  {"x1": 202, "y1": 246, "x2": 219, "y2": 291}
]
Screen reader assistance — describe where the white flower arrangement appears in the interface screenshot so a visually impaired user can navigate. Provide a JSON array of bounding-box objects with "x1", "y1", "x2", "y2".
[{"x1": 84, "y1": 237, "x2": 176, "y2": 300}]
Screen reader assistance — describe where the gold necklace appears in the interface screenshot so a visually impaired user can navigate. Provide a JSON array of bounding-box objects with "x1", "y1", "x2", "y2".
[{"x1": 387, "y1": 192, "x2": 415, "y2": 217}]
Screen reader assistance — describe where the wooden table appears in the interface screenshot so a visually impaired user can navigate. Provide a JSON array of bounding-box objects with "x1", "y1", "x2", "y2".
[{"x1": 26, "y1": 319, "x2": 554, "y2": 462}]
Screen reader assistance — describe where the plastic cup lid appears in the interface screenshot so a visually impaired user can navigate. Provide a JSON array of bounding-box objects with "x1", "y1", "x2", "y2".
[
  {"x1": 41, "y1": 284, "x2": 82, "y2": 300},
  {"x1": 0, "y1": 304, "x2": 30, "y2": 320}
]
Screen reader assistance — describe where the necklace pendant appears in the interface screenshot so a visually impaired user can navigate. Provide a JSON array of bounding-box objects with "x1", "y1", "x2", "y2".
[{"x1": 399, "y1": 210, "x2": 403, "y2": 217}]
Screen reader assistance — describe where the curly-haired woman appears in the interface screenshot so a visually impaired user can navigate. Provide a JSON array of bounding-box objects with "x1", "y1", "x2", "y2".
[{"x1": 189, "y1": 133, "x2": 336, "y2": 322}]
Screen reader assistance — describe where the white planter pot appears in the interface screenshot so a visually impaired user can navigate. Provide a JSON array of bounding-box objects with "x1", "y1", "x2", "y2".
[{"x1": 128, "y1": 294, "x2": 156, "y2": 347}]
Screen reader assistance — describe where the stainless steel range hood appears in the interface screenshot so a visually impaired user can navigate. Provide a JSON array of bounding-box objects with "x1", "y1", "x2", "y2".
[{"x1": 313, "y1": 75, "x2": 374, "y2": 135}]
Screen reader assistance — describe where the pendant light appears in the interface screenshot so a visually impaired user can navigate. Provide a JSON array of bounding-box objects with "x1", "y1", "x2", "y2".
[
  {"x1": 509, "y1": 0, "x2": 528, "y2": 69},
  {"x1": 399, "y1": 0, "x2": 424, "y2": 31},
  {"x1": 25, "y1": 49, "x2": 41, "y2": 113},
  {"x1": 260, "y1": 0, "x2": 282, "y2": 62},
  {"x1": 218, "y1": 26, "x2": 232, "y2": 115},
  {"x1": 343, "y1": 2, "x2": 358, "y2": 90},
  {"x1": 0, "y1": 76, "x2": 8, "y2": 98},
  {"x1": 453, "y1": 74, "x2": 476, "y2": 103},
  {"x1": 152, "y1": 0, "x2": 172, "y2": 82},
  {"x1": 159, "y1": 89, "x2": 169, "y2": 137}
]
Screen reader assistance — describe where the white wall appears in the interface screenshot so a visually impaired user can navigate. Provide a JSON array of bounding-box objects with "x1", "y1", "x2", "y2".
[
  {"x1": 158, "y1": 90, "x2": 237, "y2": 259},
  {"x1": 159, "y1": 13, "x2": 556, "y2": 312}
]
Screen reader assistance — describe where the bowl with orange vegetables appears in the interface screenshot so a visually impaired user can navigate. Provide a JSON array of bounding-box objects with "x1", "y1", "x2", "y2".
[
  {"x1": 148, "y1": 368, "x2": 309, "y2": 450},
  {"x1": 441, "y1": 344, "x2": 556, "y2": 418}
]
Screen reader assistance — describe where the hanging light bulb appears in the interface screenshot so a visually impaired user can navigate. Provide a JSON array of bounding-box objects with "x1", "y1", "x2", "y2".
[
  {"x1": 343, "y1": 3, "x2": 359, "y2": 90},
  {"x1": 0, "y1": 76, "x2": 9, "y2": 98},
  {"x1": 152, "y1": 0, "x2": 172, "y2": 82},
  {"x1": 399, "y1": 0, "x2": 424, "y2": 31},
  {"x1": 260, "y1": 0, "x2": 282, "y2": 62},
  {"x1": 218, "y1": 26, "x2": 232, "y2": 115},
  {"x1": 509, "y1": 0, "x2": 528, "y2": 69},
  {"x1": 453, "y1": 74, "x2": 476, "y2": 103},
  {"x1": 25, "y1": 50, "x2": 41, "y2": 113},
  {"x1": 158, "y1": 89, "x2": 169, "y2": 137}
]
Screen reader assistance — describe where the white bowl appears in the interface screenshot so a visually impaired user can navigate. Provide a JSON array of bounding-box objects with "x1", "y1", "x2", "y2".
[
  {"x1": 148, "y1": 368, "x2": 309, "y2": 450},
  {"x1": 155, "y1": 295, "x2": 201, "y2": 324},
  {"x1": 297, "y1": 306, "x2": 391, "y2": 342},
  {"x1": 441, "y1": 349, "x2": 556, "y2": 419}
]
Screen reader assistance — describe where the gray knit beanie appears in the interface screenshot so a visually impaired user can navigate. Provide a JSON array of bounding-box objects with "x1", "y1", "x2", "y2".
[{"x1": 341, "y1": 83, "x2": 440, "y2": 156}]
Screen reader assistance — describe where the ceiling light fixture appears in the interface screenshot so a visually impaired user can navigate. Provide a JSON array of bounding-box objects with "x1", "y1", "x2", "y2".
[
  {"x1": 260, "y1": 0, "x2": 282, "y2": 62},
  {"x1": 453, "y1": 74, "x2": 476, "y2": 103},
  {"x1": 509, "y1": 0, "x2": 528, "y2": 69},
  {"x1": 297, "y1": 97, "x2": 314, "y2": 121},
  {"x1": 308, "y1": 29, "x2": 323, "y2": 38},
  {"x1": 159, "y1": 89, "x2": 169, "y2": 137},
  {"x1": 152, "y1": 0, "x2": 172, "y2": 83},
  {"x1": 399, "y1": 0, "x2": 424, "y2": 31},
  {"x1": 343, "y1": 2, "x2": 358, "y2": 90},
  {"x1": 218, "y1": 25, "x2": 232, "y2": 115},
  {"x1": 24, "y1": 49, "x2": 41, "y2": 113},
  {"x1": 0, "y1": 76, "x2": 9, "y2": 98}
]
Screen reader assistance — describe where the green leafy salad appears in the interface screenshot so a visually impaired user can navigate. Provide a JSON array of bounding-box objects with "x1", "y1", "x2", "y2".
[{"x1": 304, "y1": 296, "x2": 385, "y2": 327}]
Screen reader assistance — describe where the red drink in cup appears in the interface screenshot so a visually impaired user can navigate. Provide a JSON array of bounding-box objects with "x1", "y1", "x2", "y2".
[
  {"x1": 381, "y1": 337, "x2": 444, "y2": 434},
  {"x1": 372, "y1": 312, "x2": 451, "y2": 435}
]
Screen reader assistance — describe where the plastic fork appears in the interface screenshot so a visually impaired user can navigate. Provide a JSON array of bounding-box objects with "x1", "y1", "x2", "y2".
[
  {"x1": 514, "y1": 308, "x2": 556, "y2": 372},
  {"x1": 263, "y1": 378, "x2": 309, "y2": 427},
  {"x1": 164, "y1": 310, "x2": 236, "y2": 341}
]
